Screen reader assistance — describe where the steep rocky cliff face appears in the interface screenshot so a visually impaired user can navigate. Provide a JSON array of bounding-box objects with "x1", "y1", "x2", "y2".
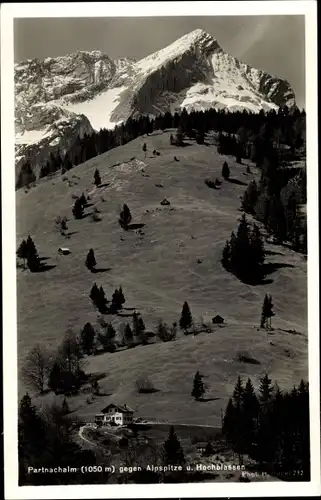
[{"x1": 15, "y1": 29, "x2": 296, "y2": 183}]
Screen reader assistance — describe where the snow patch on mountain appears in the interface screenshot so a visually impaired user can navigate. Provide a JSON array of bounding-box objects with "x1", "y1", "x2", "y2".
[{"x1": 60, "y1": 85, "x2": 127, "y2": 131}]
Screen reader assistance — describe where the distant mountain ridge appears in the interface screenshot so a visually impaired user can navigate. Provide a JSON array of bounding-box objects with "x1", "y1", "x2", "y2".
[{"x1": 15, "y1": 29, "x2": 296, "y2": 177}]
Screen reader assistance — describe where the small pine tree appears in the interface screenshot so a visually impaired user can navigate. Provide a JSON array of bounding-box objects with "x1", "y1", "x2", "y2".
[
  {"x1": 79, "y1": 193, "x2": 87, "y2": 207},
  {"x1": 259, "y1": 373, "x2": 273, "y2": 406},
  {"x1": 191, "y1": 371, "x2": 205, "y2": 400},
  {"x1": 60, "y1": 218, "x2": 68, "y2": 235},
  {"x1": 119, "y1": 204, "x2": 132, "y2": 227},
  {"x1": 80, "y1": 322, "x2": 95, "y2": 355},
  {"x1": 16, "y1": 239, "x2": 28, "y2": 268},
  {"x1": 25, "y1": 235, "x2": 40, "y2": 272},
  {"x1": 222, "y1": 161, "x2": 230, "y2": 179},
  {"x1": 89, "y1": 283, "x2": 100, "y2": 303},
  {"x1": 124, "y1": 323, "x2": 133, "y2": 345},
  {"x1": 163, "y1": 426, "x2": 185, "y2": 466},
  {"x1": 142, "y1": 143, "x2": 147, "y2": 158},
  {"x1": 94, "y1": 168, "x2": 102, "y2": 187},
  {"x1": 72, "y1": 198, "x2": 84, "y2": 219},
  {"x1": 118, "y1": 286, "x2": 125, "y2": 306},
  {"x1": 260, "y1": 294, "x2": 274, "y2": 329},
  {"x1": 85, "y1": 249, "x2": 97, "y2": 272},
  {"x1": 111, "y1": 289, "x2": 121, "y2": 311},
  {"x1": 260, "y1": 294, "x2": 269, "y2": 328},
  {"x1": 179, "y1": 301, "x2": 193, "y2": 332},
  {"x1": 97, "y1": 286, "x2": 108, "y2": 314}
]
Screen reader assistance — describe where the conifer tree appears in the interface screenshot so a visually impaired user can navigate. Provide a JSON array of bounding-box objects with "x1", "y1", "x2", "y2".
[
  {"x1": 119, "y1": 204, "x2": 132, "y2": 227},
  {"x1": 163, "y1": 426, "x2": 185, "y2": 466},
  {"x1": 259, "y1": 373, "x2": 273, "y2": 406},
  {"x1": 72, "y1": 198, "x2": 84, "y2": 219},
  {"x1": 48, "y1": 362, "x2": 62, "y2": 393},
  {"x1": 124, "y1": 323, "x2": 133, "y2": 345},
  {"x1": 97, "y1": 286, "x2": 108, "y2": 314},
  {"x1": 179, "y1": 301, "x2": 193, "y2": 331},
  {"x1": 17, "y1": 239, "x2": 28, "y2": 268},
  {"x1": 222, "y1": 161, "x2": 230, "y2": 179},
  {"x1": 80, "y1": 322, "x2": 95, "y2": 355},
  {"x1": 94, "y1": 168, "x2": 102, "y2": 187},
  {"x1": 60, "y1": 218, "x2": 68, "y2": 235},
  {"x1": 260, "y1": 294, "x2": 268, "y2": 328},
  {"x1": 142, "y1": 143, "x2": 147, "y2": 158},
  {"x1": 89, "y1": 283, "x2": 100, "y2": 304},
  {"x1": 260, "y1": 294, "x2": 274, "y2": 329},
  {"x1": 79, "y1": 193, "x2": 87, "y2": 207},
  {"x1": 118, "y1": 286, "x2": 125, "y2": 306},
  {"x1": 191, "y1": 371, "x2": 205, "y2": 400},
  {"x1": 26, "y1": 235, "x2": 40, "y2": 272},
  {"x1": 232, "y1": 375, "x2": 244, "y2": 409},
  {"x1": 85, "y1": 249, "x2": 97, "y2": 272}
]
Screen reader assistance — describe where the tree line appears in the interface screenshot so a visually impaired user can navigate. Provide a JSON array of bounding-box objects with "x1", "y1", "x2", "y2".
[{"x1": 16, "y1": 105, "x2": 306, "y2": 189}]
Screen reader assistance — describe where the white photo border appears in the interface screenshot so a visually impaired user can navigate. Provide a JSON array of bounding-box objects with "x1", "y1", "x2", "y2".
[{"x1": 1, "y1": 1, "x2": 319, "y2": 498}]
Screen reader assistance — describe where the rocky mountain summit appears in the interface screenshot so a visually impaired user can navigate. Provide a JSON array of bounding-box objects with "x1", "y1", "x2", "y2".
[{"x1": 15, "y1": 29, "x2": 296, "y2": 180}]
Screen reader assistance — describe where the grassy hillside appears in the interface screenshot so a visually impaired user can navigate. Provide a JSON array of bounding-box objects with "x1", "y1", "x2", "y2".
[
  {"x1": 41, "y1": 323, "x2": 307, "y2": 427},
  {"x1": 17, "y1": 130, "x2": 308, "y2": 419}
]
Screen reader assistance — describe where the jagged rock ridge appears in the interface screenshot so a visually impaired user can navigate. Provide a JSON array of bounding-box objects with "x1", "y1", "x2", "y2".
[{"x1": 15, "y1": 28, "x2": 296, "y2": 178}]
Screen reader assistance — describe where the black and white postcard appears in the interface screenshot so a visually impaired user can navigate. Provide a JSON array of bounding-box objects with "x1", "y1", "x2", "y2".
[{"x1": 1, "y1": 1, "x2": 320, "y2": 498}]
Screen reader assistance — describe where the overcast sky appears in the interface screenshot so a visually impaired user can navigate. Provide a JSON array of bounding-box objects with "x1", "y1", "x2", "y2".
[{"x1": 14, "y1": 16, "x2": 305, "y2": 109}]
